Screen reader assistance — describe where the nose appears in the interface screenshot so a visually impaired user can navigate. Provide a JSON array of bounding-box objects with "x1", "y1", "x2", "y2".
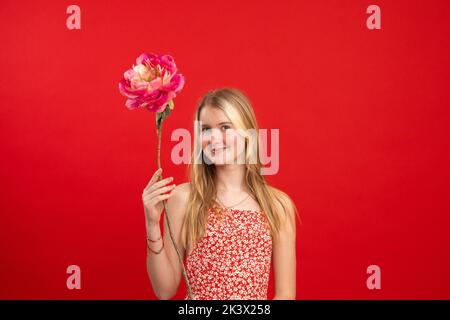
[{"x1": 209, "y1": 128, "x2": 224, "y2": 144}]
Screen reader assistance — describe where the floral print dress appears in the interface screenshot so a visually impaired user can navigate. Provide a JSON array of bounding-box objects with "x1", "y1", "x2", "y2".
[{"x1": 184, "y1": 205, "x2": 273, "y2": 300}]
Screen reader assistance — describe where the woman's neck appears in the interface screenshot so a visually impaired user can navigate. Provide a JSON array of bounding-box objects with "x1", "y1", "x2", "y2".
[{"x1": 214, "y1": 164, "x2": 247, "y2": 193}]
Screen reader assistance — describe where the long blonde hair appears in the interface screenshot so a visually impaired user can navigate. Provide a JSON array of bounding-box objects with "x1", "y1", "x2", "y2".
[{"x1": 181, "y1": 87, "x2": 300, "y2": 249}]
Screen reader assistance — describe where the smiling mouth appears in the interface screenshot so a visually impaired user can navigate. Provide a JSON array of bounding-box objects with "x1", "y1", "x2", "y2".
[{"x1": 211, "y1": 147, "x2": 227, "y2": 154}]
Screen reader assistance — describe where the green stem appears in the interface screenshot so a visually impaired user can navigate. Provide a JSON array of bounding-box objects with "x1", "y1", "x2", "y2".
[{"x1": 156, "y1": 120, "x2": 194, "y2": 300}]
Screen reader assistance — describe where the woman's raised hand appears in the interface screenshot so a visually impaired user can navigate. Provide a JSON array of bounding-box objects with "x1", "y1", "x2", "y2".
[{"x1": 142, "y1": 168, "x2": 176, "y2": 227}]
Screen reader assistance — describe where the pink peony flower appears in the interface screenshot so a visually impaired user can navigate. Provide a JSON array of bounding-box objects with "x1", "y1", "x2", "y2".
[{"x1": 118, "y1": 53, "x2": 185, "y2": 113}]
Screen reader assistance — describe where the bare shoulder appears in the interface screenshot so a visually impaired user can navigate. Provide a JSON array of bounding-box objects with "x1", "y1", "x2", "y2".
[
  {"x1": 268, "y1": 186, "x2": 295, "y2": 210},
  {"x1": 166, "y1": 182, "x2": 191, "y2": 217},
  {"x1": 170, "y1": 182, "x2": 191, "y2": 202},
  {"x1": 267, "y1": 185, "x2": 297, "y2": 222}
]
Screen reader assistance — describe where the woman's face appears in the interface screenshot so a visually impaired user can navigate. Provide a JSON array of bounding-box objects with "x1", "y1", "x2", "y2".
[{"x1": 199, "y1": 105, "x2": 246, "y2": 165}]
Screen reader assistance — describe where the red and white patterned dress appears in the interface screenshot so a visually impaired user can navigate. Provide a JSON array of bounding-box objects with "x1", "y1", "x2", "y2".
[{"x1": 184, "y1": 205, "x2": 273, "y2": 300}]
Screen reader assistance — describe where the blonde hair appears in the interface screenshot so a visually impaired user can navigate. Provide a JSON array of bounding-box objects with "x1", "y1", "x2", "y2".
[{"x1": 181, "y1": 87, "x2": 301, "y2": 250}]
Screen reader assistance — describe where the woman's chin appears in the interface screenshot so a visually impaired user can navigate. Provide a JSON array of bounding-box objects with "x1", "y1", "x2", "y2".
[
  {"x1": 204, "y1": 150, "x2": 246, "y2": 165},
  {"x1": 205, "y1": 156, "x2": 231, "y2": 166}
]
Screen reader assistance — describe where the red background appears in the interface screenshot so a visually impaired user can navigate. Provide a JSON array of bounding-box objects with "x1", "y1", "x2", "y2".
[{"x1": 1, "y1": 0, "x2": 449, "y2": 299}]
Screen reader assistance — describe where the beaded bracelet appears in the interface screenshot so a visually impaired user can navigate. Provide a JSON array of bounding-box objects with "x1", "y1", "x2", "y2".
[
  {"x1": 146, "y1": 234, "x2": 162, "y2": 242},
  {"x1": 146, "y1": 235, "x2": 164, "y2": 254}
]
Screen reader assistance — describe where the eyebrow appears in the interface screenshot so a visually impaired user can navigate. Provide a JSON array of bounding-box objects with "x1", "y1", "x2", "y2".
[{"x1": 201, "y1": 121, "x2": 232, "y2": 127}]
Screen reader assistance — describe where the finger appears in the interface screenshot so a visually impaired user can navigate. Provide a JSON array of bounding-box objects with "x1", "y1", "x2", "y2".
[
  {"x1": 144, "y1": 168, "x2": 163, "y2": 191},
  {"x1": 148, "y1": 184, "x2": 176, "y2": 198},
  {"x1": 143, "y1": 191, "x2": 174, "y2": 206},
  {"x1": 147, "y1": 176, "x2": 174, "y2": 193},
  {"x1": 143, "y1": 184, "x2": 175, "y2": 201},
  {"x1": 146, "y1": 167, "x2": 163, "y2": 190},
  {"x1": 154, "y1": 193, "x2": 174, "y2": 202}
]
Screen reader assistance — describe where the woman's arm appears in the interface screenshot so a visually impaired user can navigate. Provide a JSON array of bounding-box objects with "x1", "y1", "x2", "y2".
[
  {"x1": 272, "y1": 194, "x2": 297, "y2": 300},
  {"x1": 146, "y1": 182, "x2": 190, "y2": 299}
]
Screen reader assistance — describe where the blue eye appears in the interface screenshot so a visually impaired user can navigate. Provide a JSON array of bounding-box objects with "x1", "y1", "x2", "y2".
[{"x1": 201, "y1": 126, "x2": 231, "y2": 133}]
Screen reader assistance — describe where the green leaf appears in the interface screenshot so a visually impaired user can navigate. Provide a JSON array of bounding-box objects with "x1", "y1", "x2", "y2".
[{"x1": 155, "y1": 102, "x2": 172, "y2": 129}]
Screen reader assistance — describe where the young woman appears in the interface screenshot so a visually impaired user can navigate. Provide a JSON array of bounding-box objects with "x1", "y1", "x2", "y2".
[{"x1": 142, "y1": 88, "x2": 299, "y2": 300}]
